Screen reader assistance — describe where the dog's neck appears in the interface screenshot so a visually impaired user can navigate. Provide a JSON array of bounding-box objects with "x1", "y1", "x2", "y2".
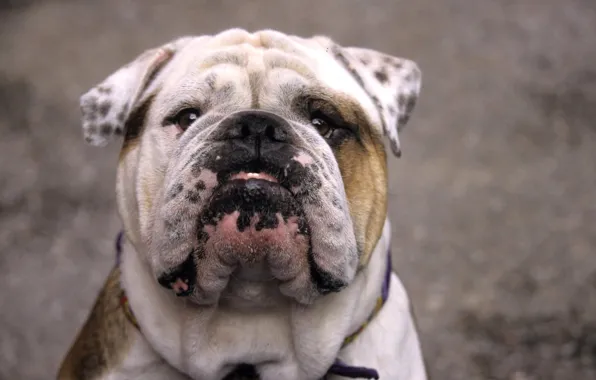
[{"x1": 119, "y1": 219, "x2": 392, "y2": 378}]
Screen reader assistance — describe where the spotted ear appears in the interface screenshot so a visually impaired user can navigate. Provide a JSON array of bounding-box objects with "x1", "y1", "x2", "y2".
[
  {"x1": 333, "y1": 46, "x2": 422, "y2": 157},
  {"x1": 80, "y1": 37, "x2": 192, "y2": 146}
]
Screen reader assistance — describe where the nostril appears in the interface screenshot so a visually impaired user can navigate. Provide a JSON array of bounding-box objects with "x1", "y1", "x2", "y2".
[
  {"x1": 265, "y1": 124, "x2": 276, "y2": 140},
  {"x1": 241, "y1": 123, "x2": 251, "y2": 138}
]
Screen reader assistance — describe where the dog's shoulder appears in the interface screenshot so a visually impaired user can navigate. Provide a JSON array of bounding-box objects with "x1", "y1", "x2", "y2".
[{"x1": 57, "y1": 267, "x2": 136, "y2": 380}]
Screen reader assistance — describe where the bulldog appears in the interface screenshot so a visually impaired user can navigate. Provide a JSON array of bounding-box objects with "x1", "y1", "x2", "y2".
[{"x1": 57, "y1": 29, "x2": 427, "y2": 380}]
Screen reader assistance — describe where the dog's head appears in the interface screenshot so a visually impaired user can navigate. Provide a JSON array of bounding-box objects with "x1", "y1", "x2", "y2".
[{"x1": 81, "y1": 29, "x2": 421, "y2": 305}]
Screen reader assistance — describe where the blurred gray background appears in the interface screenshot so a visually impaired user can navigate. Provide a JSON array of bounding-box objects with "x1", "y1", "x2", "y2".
[{"x1": 1, "y1": 1, "x2": 595, "y2": 379}]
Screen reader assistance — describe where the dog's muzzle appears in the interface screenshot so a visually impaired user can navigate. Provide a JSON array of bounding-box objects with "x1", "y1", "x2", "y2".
[{"x1": 155, "y1": 110, "x2": 341, "y2": 303}]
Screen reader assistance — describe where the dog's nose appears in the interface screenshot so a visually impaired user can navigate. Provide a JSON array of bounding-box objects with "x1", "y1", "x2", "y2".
[{"x1": 216, "y1": 110, "x2": 290, "y2": 154}]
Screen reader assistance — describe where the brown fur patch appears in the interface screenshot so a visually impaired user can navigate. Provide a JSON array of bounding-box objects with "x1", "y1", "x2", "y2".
[
  {"x1": 57, "y1": 268, "x2": 136, "y2": 380},
  {"x1": 330, "y1": 95, "x2": 388, "y2": 266}
]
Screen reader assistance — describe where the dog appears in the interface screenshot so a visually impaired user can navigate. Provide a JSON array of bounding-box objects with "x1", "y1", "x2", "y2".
[{"x1": 57, "y1": 29, "x2": 427, "y2": 380}]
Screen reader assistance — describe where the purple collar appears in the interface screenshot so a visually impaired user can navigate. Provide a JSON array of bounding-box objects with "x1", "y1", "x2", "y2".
[
  {"x1": 115, "y1": 232, "x2": 390, "y2": 379},
  {"x1": 327, "y1": 252, "x2": 391, "y2": 379}
]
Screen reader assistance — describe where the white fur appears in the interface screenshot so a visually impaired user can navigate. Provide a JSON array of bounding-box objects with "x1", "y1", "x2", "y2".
[{"x1": 101, "y1": 219, "x2": 428, "y2": 380}]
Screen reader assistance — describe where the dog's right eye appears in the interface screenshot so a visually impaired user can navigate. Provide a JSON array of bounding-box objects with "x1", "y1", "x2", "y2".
[{"x1": 173, "y1": 108, "x2": 201, "y2": 132}]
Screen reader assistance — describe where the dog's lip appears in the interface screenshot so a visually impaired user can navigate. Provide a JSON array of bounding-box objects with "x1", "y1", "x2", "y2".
[{"x1": 229, "y1": 171, "x2": 279, "y2": 183}]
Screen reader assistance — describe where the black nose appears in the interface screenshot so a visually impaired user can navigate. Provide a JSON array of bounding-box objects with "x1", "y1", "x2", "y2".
[{"x1": 216, "y1": 110, "x2": 290, "y2": 155}]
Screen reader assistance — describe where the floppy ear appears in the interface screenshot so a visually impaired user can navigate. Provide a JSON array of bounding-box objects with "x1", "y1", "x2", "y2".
[
  {"x1": 332, "y1": 45, "x2": 422, "y2": 157},
  {"x1": 80, "y1": 37, "x2": 192, "y2": 146}
]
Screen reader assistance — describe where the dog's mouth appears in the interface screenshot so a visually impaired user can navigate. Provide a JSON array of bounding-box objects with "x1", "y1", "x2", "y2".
[
  {"x1": 199, "y1": 167, "x2": 306, "y2": 237},
  {"x1": 156, "y1": 154, "x2": 354, "y2": 304},
  {"x1": 159, "y1": 166, "x2": 311, "y2": 301},
  {"x1": 202, "y1": 166, "x2": 299, "y2": 221}
]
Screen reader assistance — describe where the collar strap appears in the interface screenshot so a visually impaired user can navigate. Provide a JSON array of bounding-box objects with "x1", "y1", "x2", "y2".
[
  {"x1": 115, "y1": 232, "x2": 390, "y2": 379},
  {"x1": 340, "y1": 252, "x2": 391, "y2": 349}
]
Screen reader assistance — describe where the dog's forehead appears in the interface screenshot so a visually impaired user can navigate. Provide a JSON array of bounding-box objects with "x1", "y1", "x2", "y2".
[{"x1": 158, "y1": 30, "x2": 379, "y2": 121}]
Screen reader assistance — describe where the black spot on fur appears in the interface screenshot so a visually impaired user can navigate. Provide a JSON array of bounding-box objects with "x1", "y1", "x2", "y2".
[
  {"x1": 87, "y1": 124, "x2": 98, "y2": 136},
  {"x1": 255, "y1": 212, "x2": 279, "y2": 231},
  {"x1": 99, "y1": 123, "x2": 112, "y2": 136},
  {"x1": 369, "y1": 95, "x2": 385, "y2": 129},
  {"x1": 87, "y1": 97, "x2": 98, "y2": 114},
  {"x1": 397, "y1": 94, "x2": 407, "y2": 109},
  {"x1": 163, "y1": 217, "x2": 180, "y2": 234},
  {"x1": 86, "y1": 112, "x2": 98, "y2": 122},
  {"x1": 191, "y1": 162, "x2": 202, "y2": 176},
  {"x1": 99, "y1": 101, "x2": 111, "y2": 117},
  {"x1": 374, "y1": 69, "x2": 389, "y2": 84},
  {"x1": 186, "y1": 190, "x2": 201, "y2": 203},
  {"x1": 236, "y1": 210, "x2": 252, "y2": 232},
  {"x1": 97, "y1": 85, "x2": 112, "y2": 95},
  {"x1": 169, "y1": 183, "x2": 184, "y2": 200}
]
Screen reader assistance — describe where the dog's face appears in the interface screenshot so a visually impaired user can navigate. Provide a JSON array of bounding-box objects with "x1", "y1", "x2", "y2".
[{"x1": 80, "y1": 29, "x2": 421, "y2": 305}]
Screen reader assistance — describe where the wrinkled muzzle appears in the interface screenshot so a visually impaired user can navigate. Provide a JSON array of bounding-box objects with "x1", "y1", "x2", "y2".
[{"x1": 147, "y1": 110, "x2": 359, "y2": 305}]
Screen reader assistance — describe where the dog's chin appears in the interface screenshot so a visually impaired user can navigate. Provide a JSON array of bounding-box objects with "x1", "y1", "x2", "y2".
[{"x1": 197, "y1": 175, "x2": 311, "y2": 265}]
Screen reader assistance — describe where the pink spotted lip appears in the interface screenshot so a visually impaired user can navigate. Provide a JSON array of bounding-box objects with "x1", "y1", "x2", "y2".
[{"x1": 229, "y1": 172, "x2": 278, "y2": 183}]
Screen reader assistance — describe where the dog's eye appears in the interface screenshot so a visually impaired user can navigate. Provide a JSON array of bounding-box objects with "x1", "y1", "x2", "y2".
[
  {"x1": 311, "y1": 117, "x2": 333, "y2": 138},
  {"x1": 173, "y1": 108, "x2": 201, "y2": 132},
  {"x1": 306, "y1": 99, "x2": 356, "y2": 145}
]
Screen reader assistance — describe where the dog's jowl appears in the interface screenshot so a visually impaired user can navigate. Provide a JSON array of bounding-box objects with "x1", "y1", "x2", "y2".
[{"x1": 59, "y1": 29, "x2": 428, "y2": 380}]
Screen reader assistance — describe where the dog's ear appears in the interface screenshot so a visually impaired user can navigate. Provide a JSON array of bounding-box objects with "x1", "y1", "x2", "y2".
[
  {"x1": 330, "y1": 44, "x2": 422, "y2": 157},
  {"x1": 80, "y1": 37, "x2": 192, "y2": 146}
]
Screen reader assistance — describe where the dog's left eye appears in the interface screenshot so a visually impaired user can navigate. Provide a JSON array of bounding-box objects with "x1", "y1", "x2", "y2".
[
  {"x1": 311, "y1": 116, "x2": 333, "y2": 138},
  {"x1": 306, "y1": 99, "x2": 356, "y2": 145},
  {"x1": 173, "y1": 108, "x2": 201, "y2": 132}
]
